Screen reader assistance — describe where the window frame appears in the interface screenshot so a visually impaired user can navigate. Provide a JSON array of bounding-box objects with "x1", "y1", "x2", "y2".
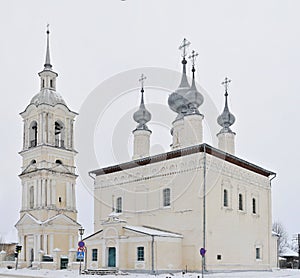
[
  {"x1": 252, "y1": 197, "x2": 256, "y2": 214},
  {"x1": 238, "y1": 193, "x2": 243, "y2": 211},
  {"x1": 255, "y1": 247, "x2": 261, "y2": 260},
  {"x1": 137, "y1": 246, "x2": 144, "y2": 261},
  {"x1": 163, "y1": 188, "x2": 171, "y2": 207},
  {"x1": 29, "y1": 186, "x2": 34, "y2": 209},
  {"x1": 116, "y1": 196, "x2": 122, "y2": 213},
  {"x1": 92, "y1": 248, "x2": 98, "y2": 261},
  {"x1": 223, "y1": 189, "x2": 228, "y2": 207}
]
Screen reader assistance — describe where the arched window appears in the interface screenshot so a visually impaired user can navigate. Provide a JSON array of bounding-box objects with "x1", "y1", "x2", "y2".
[
  {"x1": 29, "y1": 186, "x2": 34, "y2": 209},
  {"x1": 238, "y1": 193, "x2": 243, "y2": 211},
  {"x1": 116, "y1": 197, "x2": 122, "y2": 213},
  {"x1": 30, "y1": 160, "x2": 36, "y2": 164},
  {"x1": 29, "y1": 121, "x2": 38, "y2": 148},
  {"x1": 55, "y1": 121, "x2": 65, "y2": 148},
  {"x1": 163, "y1": 188, "x2": 171, "y2": 207},
  {"x1": 55, "y1": 159, "x2": 62, "y2": 165},
  {"x1": 223, "y1": 189, "x2": 228, "y2": 207},
  {"x1": 252, "y1": 198, "x2": 256, "y2": 214},
  {"x1": 50, "y1": 80, "x2": 53, "y2": 88}
]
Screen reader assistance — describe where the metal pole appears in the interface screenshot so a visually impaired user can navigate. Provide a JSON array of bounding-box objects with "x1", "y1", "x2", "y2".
[
  {"x1": 84, "y1": 247, "x2": 87, "y2": 271},
  {"x1": 79, "y1": 234, "x2": 82, "y2": 275},
  {"x1": 201, "y1": 256, "x2": 204, "y2": 278},
  {"x1": 15, "y1": 255, "x2": 19, "y2": 270},
  {"x1": 151, "y1": 236, "x2": 154, "y2": 274},
  {"x1": 203, "y1": 146, "x2": 207, "y2": 272},
  {"x1": 298, "y1": 234, "x2": 300, "y2": 269}
]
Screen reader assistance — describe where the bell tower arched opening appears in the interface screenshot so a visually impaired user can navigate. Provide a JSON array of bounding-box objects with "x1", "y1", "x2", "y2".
[
  {"x1": 55, "y1": 120, "x2": 65, "y2": 148},
  {"x1": 29, "y1": 121, "x2": 38, "y2": 148}
]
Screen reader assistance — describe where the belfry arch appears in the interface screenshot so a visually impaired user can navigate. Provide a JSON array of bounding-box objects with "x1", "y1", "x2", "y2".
[{"x1": 29, "y1": 121, "x2": 38, "y2": 148}]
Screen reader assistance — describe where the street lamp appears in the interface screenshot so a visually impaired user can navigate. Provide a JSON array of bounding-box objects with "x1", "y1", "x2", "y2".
[{"x1": 78, "y1": 226, "x2": 85, "y2": 275}]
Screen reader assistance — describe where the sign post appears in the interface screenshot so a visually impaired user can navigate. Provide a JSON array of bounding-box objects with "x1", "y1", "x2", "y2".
[
  {"x1": 15, "y1": 245, "x2": 22, "y2": 270},
  {"x1": 78, "y1": 241, "x2": 85, "y2": 275},
  {"x1": 200, "y1": 248, "x2": 206, "y2": 278}
]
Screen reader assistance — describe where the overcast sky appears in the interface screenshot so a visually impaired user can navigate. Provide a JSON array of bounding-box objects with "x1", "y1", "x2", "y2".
[{"x1": 0, "y1": 0, "x2": 299, "y2": 242}]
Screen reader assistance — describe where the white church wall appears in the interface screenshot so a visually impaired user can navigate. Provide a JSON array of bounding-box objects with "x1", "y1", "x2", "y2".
[{"x1": 93, "y1": 149, "x2": 274, "y2": 271}]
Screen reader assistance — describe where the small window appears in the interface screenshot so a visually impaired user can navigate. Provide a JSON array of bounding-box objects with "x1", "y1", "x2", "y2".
[
  {"x1": 238, "y1": 193, "x2": 243, "y2": 211},
  {"x1": 223, "y1": 189, "x2": 228, "y2": 207},
  {"x1": 252, "y1": 198, "x2": 256, "y2": 214},
  {"x1": 31, "y1": 160, "x2": 36, "y2": 164},
  {"x1": 29, "y1": 186, "x2": 34, "y2": 209},
  {"x1": 116, "y1": 197, "x2": 122, "y2": 213},
  {"x1": 50, "y1": 80, "x2": 53, "y2": 87},
  {"x1": 256, "y1": 247, "x2": 261, "y2": 259},
  {"x1": 92, "y1": 249, "x2": 98, "y2": 261},
  {"x1": 137, "y1": 246, "x2": 144, "y2": 261},
  {"x1": 55, "y1": 159, "x2": 62, "y2": 165},
  {"x1": 163, "y1": 188, "x2": 171, "y2": 207},
  {"x1": 58, "y1": 197, "x2": 62, "y2": 203},
  {"x1": 217, "y1": 254, "x2": 222, "y2": 260}
]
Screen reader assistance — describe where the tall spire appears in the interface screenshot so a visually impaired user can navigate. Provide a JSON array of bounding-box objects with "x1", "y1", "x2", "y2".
[
  {"x1": 217, "y1": 77, "x2": 236, "y2": 133},
  {"x1": 178, "y1": 38, "x2": 191, "y2": 88},
  {"x1": 184, "y1": 50, "x2": 204, "y2": 115},
  {"x1": 168, "y1": 38, "x2": 191, "y2": 116},
  {"x1": 44, "y1": 24, "x2": 52, "y2": 70},
  {"x1": 133, "y1": 74, "x2": 152, "y2": 131}
]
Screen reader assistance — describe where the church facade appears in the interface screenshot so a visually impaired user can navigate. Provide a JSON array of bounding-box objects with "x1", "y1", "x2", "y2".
[
  {"x1": 15, "y1": 29, "x2": 81, "y2": 269},
  {"x1": 85, "y1": 40, "x2": 278, "y2": 272}
]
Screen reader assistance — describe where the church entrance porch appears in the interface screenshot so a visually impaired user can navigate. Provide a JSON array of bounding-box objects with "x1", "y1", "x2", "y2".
[{"x1": 108, "y1": 247, "x2": 116, "y2": 267}]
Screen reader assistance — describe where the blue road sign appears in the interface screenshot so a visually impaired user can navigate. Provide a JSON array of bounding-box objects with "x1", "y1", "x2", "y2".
[
  {"x1": 200, "y1": 248, "x2": 206, "y2": 257},
  {"x1": 77, "y1": 251, "x2": 84, "y2": 260},
  {"x1": 78, "y1": 241, "x2": 85, "y2": 248}
]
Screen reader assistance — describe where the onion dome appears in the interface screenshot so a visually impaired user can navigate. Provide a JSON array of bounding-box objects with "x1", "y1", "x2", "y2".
[
  {"x1": 133, "y1": 74, "x2": 152, "y2": 131},
  {"x1": 217, "y1": 77, "x2": 236, "y2": 133},
  {"x1": 168, "y1": 57, "x2": 190, "y2": 115},
  {"x1": 168, "y1": 38, "x2": 191, "y2": 116},
  {"x1": 30, "y1": 89, "x2": 66, "y2": 106},
  {"x1": 185, "y1": 50, "x2": 204, "y2": 115}
]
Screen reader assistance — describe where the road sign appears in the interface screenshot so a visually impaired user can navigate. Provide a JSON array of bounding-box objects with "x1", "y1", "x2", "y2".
[
  {"x1": 77, "y1": 251, "x2": 84, "y2": 260},
  {"x1": 200, "y1": 248, "x2": 206, "y2": 257},
  {"x1": 78, "y1": 241, "x2": 85, "y2": 248}
]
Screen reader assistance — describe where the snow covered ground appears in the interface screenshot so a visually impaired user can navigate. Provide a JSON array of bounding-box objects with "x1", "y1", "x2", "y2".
[{"x1": 1, "y1": 269, "x2": 300, "y2": 278}]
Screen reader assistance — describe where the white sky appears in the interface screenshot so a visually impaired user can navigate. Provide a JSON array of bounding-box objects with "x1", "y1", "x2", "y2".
[{"x1": 0, "y1": 0, "x2": 299, "y2": 242}]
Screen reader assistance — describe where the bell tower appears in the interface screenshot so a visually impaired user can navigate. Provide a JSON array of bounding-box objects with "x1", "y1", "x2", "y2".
[{"x1": 15, "y1": 27, "x2": 81, "y2": 268}]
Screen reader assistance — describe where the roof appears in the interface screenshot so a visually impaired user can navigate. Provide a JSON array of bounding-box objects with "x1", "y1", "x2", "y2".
[
  {"x1": 124, "y1": 225, "x2": 183, "y2": 238},
  {"x1": 89, "y1": 143, "x2": 275, "y2": 178},
  {"x1": 30, "y1": 88, "x2": 66, "y2": 107},
  {"x1": 280, "y1": 247, "x2": 299, "y2": 257},
  {"x1": 83, "y1": 229, "x2": 103, "y2": 241},
  {"x1": 15, "y1": 212, "x2": 81, "y2": 227}
]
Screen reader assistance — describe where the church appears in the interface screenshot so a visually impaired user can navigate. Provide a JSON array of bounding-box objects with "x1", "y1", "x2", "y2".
[
  {"x1": 14, "y1": 29, "x2": 278, "y2": 273},
  {"x1": 15, "y1": 28, "x2": 81, "y2": 270},
  {"x1": 84, "y1": 39, "x2": 278, "y2": 272}
]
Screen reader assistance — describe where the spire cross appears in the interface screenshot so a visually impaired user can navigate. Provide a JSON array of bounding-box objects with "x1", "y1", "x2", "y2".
[
  {"x1": 179, "y1": 38, "x2": 191, "y2": 58},
  {"x1": 139, "y1": 74, "x2": 147, "y2": 91},
  {"x1": 188, "y1": 50, "x2": 198, "y2": 66},
  {"x1": 222, "y1": 77, "x2": 231, "y2": 96}
]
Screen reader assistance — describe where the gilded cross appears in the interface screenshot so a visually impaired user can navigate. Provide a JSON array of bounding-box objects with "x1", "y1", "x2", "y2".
[
  {"x1": 222, "y1": 77, "x2": 231, "y2": 96},
  {"x1": 188, "y1": 50, "x2": 199, "y2": 66},
  {"x1": 179, "y1": 38, "x2": 191, "y2": 58},
  {"x1": 139, "y1": 74, "x2": 147, "y2": 90}
]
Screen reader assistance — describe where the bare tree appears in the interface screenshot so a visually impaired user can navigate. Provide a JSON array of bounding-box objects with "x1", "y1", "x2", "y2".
[{"x1": 272, "y1": 221, "x2": 289, "y2": 254}]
